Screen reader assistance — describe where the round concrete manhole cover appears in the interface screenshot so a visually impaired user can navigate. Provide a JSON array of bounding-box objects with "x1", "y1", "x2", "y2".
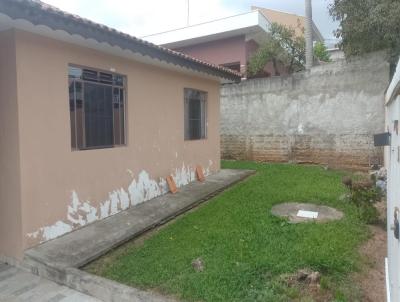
[{"x1": 271, "y1": 202, "x2": 344, "y2": 223}]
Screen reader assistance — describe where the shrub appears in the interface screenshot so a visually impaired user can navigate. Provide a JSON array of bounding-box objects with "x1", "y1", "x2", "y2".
[{"x1": 342, "y1": 177, "x2": 381, "y2": 223}]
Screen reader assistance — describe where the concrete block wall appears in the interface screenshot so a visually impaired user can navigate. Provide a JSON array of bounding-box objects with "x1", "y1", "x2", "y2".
[{"x1": 221, "y1": 53, "x2": 389, "y2": 170}]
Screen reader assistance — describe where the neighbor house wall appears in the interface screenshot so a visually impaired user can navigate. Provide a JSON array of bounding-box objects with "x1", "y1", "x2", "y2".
[
  {"x1": 12, "y1": 30, "x2": 221, "y2": 254},
  {"x1": 221, "y1": 53, "x2": 389, "y2": 170},
  {"x1": 175, "y1": 35, "x2": 247, "y2": 72},
  {"x1": 0, "y1": 30, "x2": 23, "y2": 259}
]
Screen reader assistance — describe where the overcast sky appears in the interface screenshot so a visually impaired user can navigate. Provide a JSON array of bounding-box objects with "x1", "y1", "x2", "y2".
[{"x1": 42, "y1": 0, "x2": 338, "y2": 41}]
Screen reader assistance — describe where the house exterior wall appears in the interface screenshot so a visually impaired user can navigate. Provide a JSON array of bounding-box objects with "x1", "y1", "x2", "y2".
[
  {"x1": 175, "y1": 35, "x2": 247, "y2": 72},
  {"x1": 0, "y1": 30, "x2": 23, "y2": 259},
  {"x1": 2, "y1": 29, "x2": 221, "y2": 258}
]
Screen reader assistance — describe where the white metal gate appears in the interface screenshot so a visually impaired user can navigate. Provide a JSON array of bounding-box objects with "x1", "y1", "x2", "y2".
[
  {"x1": 386, "y1": 88, "x2": 400, "y2": 302},
  {"x1": 386, "y1": 62, "x2": 400, "y2": 302}
]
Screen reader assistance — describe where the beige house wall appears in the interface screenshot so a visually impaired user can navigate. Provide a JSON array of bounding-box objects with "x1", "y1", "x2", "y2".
[
  {"x1": 0, "y1": 30, "x2": 23, "y2": 259},
  {"x1": 1, "y1": 30, "x2": 221, "y2": 258}
]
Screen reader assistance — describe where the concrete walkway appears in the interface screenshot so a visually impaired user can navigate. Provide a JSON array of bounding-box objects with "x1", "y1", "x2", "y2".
[
  {"x1": 22, "y1": 169, "x2": 254, "y2": 302},
  {"x1": 0, "y1": 262, "x2": 101, "y2": 302}
]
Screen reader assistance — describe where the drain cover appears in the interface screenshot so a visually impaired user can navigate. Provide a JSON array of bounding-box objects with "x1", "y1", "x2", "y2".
[{"x1": 271, "y1": 202, "x2": 343, "y2": 223}]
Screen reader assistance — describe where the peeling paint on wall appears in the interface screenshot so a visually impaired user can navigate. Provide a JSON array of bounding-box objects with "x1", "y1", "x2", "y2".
[{"x1": 27, "y1": 162, "x2": 213, "y2": 243}]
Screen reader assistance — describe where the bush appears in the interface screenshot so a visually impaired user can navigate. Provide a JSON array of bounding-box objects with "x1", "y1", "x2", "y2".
[
  {"x1": 342, "y1": 177, "x2": 381, "y2": 224},
  {"x1": 314, "y1": 42, "x2": 331, "y2": 62}
]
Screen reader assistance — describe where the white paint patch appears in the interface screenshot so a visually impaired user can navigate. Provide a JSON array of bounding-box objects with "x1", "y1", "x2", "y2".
[
  {"x1": 158, "y1": 177, "x2": 168, "y2": 194},
  {"x1": 204, "y1": 160, "x2": 214, "y2": 176},
  {"x1": 109, "y1": 191, "x2": 120, "y2": 216},
  {"x1": 128, "y1": 170, "x2": 164, "y2": 206},
  {"x1": 41, "y1": 221, "x2": 73, "y2": 241},
  {"x1": 297, "y1": 123, "x2": 304, "y2": 134},
  {"x1": 173, "y1": 163, "x2": 196, "y2": 187},
  {"x1": 118, "y1": 189, "x2": 130, "y2": 210},
  {"x1": 100, "y1": 200, "x2": 111, "y2": 219},
  {"x1": 27, "y1": 161, "x2": 214, "y2": 243},
  {"x1": 27, "y1": 221, "x2": 73, "y2": 241},
  {"x1": 80, "y1": 202, "x2": 98, "y2": 224}
]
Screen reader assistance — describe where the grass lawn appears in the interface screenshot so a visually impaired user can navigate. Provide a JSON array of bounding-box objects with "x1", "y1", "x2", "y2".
[{"x1": 85, "y1": 161, "x2": 370, "y2": 302}]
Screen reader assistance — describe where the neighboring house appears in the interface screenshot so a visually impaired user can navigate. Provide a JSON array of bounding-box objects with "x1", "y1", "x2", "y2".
[
  {"x1": 252, "y1": 6, "x2": 324, "y2": 41},
  {"x1": 385, "y1": 58, "x2": 400, "y2": 302},
  {"x1": 0, "y1": 0, "x2": 240, "y2": 261},
  {"x1": 144, "y1": 7, "x2": 324, "y2": 77},
  {"x1": 327, "y1": 48, "x2": 345, "y2": 62}
]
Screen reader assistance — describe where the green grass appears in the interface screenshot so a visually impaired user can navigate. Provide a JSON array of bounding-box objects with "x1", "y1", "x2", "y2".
[{"x1": 85, "y1": 161, "x2": 369, "y2": 301}]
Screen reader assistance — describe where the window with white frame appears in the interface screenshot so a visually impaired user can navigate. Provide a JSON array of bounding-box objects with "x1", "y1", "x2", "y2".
[
  {"x1": 68, "y1": 65, "x2": 126, "y2": 150},
  {"x1": 184, "y1": 88, "x2": 207, "y2": 140}
]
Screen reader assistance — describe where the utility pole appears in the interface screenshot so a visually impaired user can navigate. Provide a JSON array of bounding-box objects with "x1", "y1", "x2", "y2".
[
  {"x1": 187, "y1": 0, "x2": 190, "y2": 26},
  {"x1": 305, "y1": 0, "x2": 313, "y2": 70}
]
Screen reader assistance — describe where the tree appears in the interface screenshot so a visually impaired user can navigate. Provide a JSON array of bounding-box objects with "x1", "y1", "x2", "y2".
[
  {"x1": 248, "y1": 23, "x2": 305, "y2": 77},
  {"x1": 329, "y1": 0, "x2": 400, "y2": 65},
  {"x1": 314, "y1": 42, "x2": 331, "y2": 62}
]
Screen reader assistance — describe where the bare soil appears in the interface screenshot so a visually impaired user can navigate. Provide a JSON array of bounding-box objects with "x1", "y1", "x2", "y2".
[{"x1": 354, "y1": 198, "x2": 387, "y2": 302}]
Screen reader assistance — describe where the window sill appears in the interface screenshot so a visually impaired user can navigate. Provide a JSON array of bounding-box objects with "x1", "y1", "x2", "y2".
[
  {"x1": 184, "y1": 138, "x2": 208, "y2": 142},
  {"x1": 71, "y1": 144, "x2": 127, "y2": 151}
]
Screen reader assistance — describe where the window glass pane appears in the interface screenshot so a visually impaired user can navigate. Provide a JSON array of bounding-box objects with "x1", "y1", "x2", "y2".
[
  {"x1": 119, "y1": 89, "x2": 125, "y2": 145},
  {"x1": 99, "y1": 72, "x2": 113, "y2": 85},
  {"x1": 189, "y1": 119, "x2": 201, "y2": 139},
  {"x1": 68, "y1": 66, "x2": 82, "y2": 79},
  {"x1": 75, "y1": 81, "x2": 84, "y2": 149},
  {"x1": 184, "y1": 88, "x2": 207, "y2": 140},
  {"x1": 69, "y1": 80, "x2": 76, "y2": 149},
  {"x1": 188, "y1": 99, "x2": 201, "y2": 120},
  {"x1": 200, "y1": 99, "x2": 206, "y2": 138},
  {"x1": 114, "y1": 75, "x2": 124, "y2": 87},
  {"x1": 113, "y1": 88, "x2": 121, "y2": 145},
  {"x1": 82, "y1": 69, "x2": 98, "y2": 82},
  {"x1": 184, "y1": 98, "x2": 189, "y2": 140},
  {"x1": 84, "y1": 83, "x2": 113, "y2": 148}
]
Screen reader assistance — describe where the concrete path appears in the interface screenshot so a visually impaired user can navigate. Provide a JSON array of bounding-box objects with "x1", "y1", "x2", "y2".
[{"x1": 0, "y1": 262, "x2": 101, "y2": 302}]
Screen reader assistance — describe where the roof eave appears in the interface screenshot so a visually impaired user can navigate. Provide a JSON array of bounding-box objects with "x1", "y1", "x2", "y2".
[{"x1": 0, "y1": 0, "x2": 241, "y2": 82}]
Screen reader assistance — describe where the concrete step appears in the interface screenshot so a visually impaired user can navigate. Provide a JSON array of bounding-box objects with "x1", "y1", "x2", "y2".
[{"x1": 0, "y1": 263, "x2": 101, "y2": 302}]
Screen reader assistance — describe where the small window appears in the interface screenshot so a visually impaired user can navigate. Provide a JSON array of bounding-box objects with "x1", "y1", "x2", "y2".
[
  {"x1": 69, "y1": 65, "x2": 126, "y2": 150},
  {"x1": 184, "y1": 88, "x2": 207, "y2": 140}
]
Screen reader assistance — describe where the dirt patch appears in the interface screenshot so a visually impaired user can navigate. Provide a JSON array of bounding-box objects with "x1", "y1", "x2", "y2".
[
  {"x1": 354, "y1": 224, "x2": 387, "y2": 302},
  {"x1": 282, "y1": 269, "x2": 333, "y2": 302}
]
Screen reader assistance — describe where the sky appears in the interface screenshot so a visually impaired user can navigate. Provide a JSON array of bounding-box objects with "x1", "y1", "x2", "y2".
[{"x1": 42, "y1": 0, "x2": 339, "y2": 42}]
